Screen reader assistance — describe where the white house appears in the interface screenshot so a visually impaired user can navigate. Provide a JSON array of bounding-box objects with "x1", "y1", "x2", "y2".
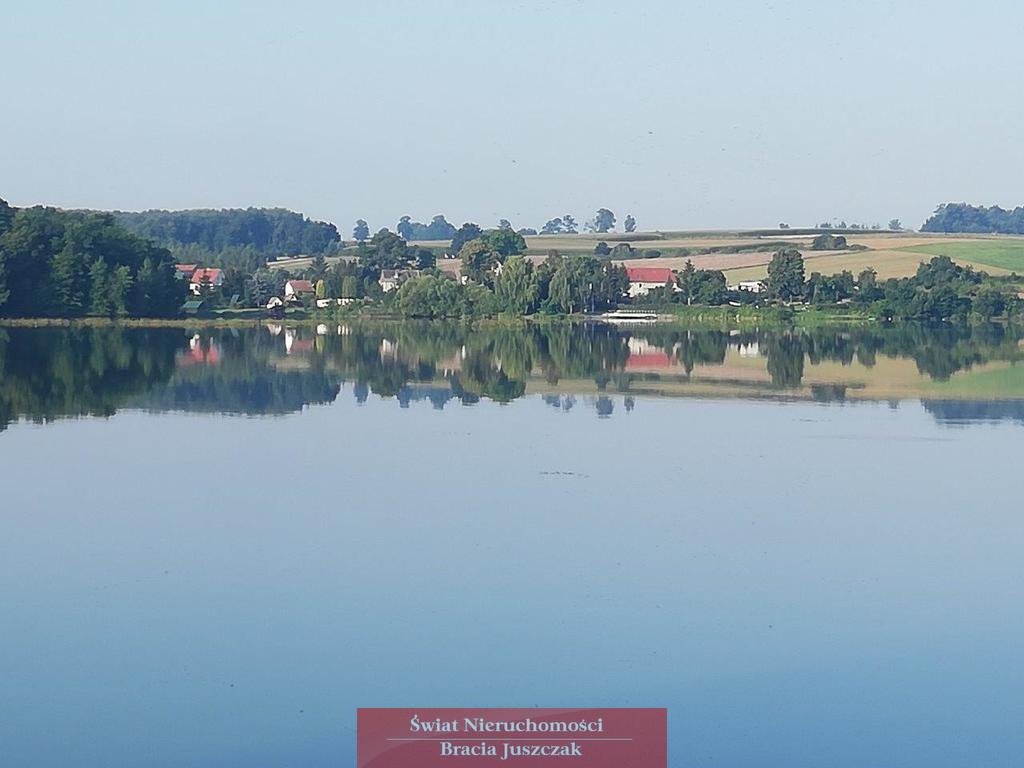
[
  {"x1": 626, "y1": 267, "x2": 676, "y2": 297},
  {"x1": 188, "y1": 267, "x2": 224, "y2": 295},
  {"x1": 315, "y1": 297, "x2": 356, "y2": 309},
  {"x1": 728, "y1": 280, "x2": 765, "y2": 294},
  {"x1": 379, "y1": 269, "x2": 420, "y2": 293},
  {"x1": 284, "y1": 279, "x2": 315, "y2": 299}
]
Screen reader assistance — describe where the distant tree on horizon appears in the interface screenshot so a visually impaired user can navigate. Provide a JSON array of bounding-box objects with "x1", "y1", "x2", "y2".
[
  {"x1": 541, "y1": 218, "x2": 564, "y2": 235},
  {"x1": 451, "y1": 222, "x2": 483, "y2": 255},
  {"x1": 353, "y1": 219, "x2": 369, "y2": 242},
  {"x1": 594, "y1": 208, "x2": 616, "y2": 233},
  {"x1": 396, "y1": 214, "x2": 457, "y2": 241}
]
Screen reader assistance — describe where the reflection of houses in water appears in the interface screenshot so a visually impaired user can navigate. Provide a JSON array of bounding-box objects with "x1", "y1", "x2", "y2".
[
  {"x1": 626, "y1": 337, "x2": 672, "y2": 369},
  {"x1": 737, "y1": 341, "x2": 760, "y2": 358},
  {"x1": 438, "y1": 347, "x2": 465, "y2": 376},
  {"x1": 284, "y1": 329, "x2": 313, "y2": 355},
  {"x1": 380, "y1": 338, "x2": 397, "y2": 360},
  {"x1": 177, "y1": 335, "x2": 221, "y2": 367}
]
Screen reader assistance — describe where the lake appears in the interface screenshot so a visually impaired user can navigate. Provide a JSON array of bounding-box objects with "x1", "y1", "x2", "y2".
[{"x1": 1, "y1": 322, "x2": 1022, "y2": 767}]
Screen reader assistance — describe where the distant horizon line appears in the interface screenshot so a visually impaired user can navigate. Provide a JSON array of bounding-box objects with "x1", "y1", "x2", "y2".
[{"x1": 3, "y1": 195, "x2": 925, "y2": 234}]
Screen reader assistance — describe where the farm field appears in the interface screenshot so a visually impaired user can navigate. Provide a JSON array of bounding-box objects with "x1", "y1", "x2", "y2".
[
  {"x1": 720, "y1": 235, "x2": 1024, "y2": 282},
  {"x1": 270, "y1": 230, "x2": 1024, "y2": 284},
  {"x1": 896, "y1": 240, "x2": 1024, "y2": 274},
  {"x1": 721, "y1": 249, "x2": 937, "y2": 283}
]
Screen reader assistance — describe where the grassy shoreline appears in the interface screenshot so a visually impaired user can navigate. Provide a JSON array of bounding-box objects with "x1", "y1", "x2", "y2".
[{"x1": 0, "y1": 305, "x2": 881, "y2": 330}]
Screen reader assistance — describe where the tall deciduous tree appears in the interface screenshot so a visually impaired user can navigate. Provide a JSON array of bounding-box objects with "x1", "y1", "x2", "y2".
[
  {"x1": 494, "y1": 256, "x2": 539, "y2": 314},
  {"x1": 51, "y1": 243, "x2": 88, "y2": 315},
  {"x1": 459, "y1": 238, "x2": 499, "y2": 285},
  {"x1": 89, "y1": 258, "x2": 111, "y2": 316},
  {"x1": 110, "y1": 265, "x2": 134, "y2": 316},
  {"x1": 480, "y1": 227, "x2": 526, "y2": 258},
  {"x1": 341, "y1": 275, "x2": 358, "y2": 299},
  {"x1": 450, "y1": 223, "x2": 483, "y2": 256},
  {"x1": 624, "y1": 214, "x2": 637, "y2": 233},
  {"x1": 678, "y1": 259, "x2": 697, "y2": 305},
  {"x1": 353, "y1": 219, "x2": 370, "y2": 242},
  {"x1": 594, "y1": 208, "x2": 616, "y2": 233},
  {"x1": 766, "y1": 248, "x2": 806, "y2": 302}
]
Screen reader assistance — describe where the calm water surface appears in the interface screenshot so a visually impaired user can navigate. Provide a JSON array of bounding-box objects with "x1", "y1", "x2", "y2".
[{"x1": 1, "y1": 324, "x2": 1022, "y2": 767}]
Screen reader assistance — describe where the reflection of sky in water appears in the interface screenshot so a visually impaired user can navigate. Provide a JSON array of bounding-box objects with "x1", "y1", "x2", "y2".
[{"x1": 1, "y1": 396, "x2": 1022, "y2": 767}]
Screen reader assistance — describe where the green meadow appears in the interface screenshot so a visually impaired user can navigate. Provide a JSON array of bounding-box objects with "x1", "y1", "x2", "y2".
[{"x1": 901, "y1": 240, "x2": 1024, "y2": 273}]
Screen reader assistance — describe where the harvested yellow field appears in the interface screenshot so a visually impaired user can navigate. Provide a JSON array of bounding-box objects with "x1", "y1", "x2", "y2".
[
  {"x1": 724, "y1": 239, "x2": 1021, "y2": 282},
  {"x1": 271, "y1": 231, "x2": 1024, "y2": 283},
  {"x1": 723, "y1": 249, "x2": 933, "y2": 282}
]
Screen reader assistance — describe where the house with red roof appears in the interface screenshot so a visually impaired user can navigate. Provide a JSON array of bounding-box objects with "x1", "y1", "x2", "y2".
[
  {"x1": 284, "y1": 279, "x2": 315, "y2": 300},
  {"x1": 189, "y1": 267, "x2": 224, "y2": 295},
  {"x1": 626, "y1": 266, "x2": 677, "y2": 298}
]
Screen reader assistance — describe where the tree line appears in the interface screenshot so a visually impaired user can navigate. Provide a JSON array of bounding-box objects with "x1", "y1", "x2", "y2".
[
  {"x1": 108, "y1": 207, "x2": 341, "y2": 269},
  {"x1": 922, "y1": 203, "x2": 1024, "y2": 234},
  {"x1": 760, "y1": 248, "x2": 1020, "y2": 322},
  {"x1": 355, "y1": 208, "x2": 637, "y2": 242},
  {"x1": 0, "y1": 199, "x2": 186, "y2": 318}
]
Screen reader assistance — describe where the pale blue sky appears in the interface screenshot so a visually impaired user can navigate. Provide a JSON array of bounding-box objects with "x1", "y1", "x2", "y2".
[{"x1": 3, "y1": 0, "x2": 1023, "y2": 231}]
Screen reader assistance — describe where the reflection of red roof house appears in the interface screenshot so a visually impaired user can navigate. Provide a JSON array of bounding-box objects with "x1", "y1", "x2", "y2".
[
  {"x1": 189, "y1": 267, "x2": 224, "y2": 294},
  {"x1": 626, "y1": 267, "x2": 676, "y2": 298},
  {"x1": 626, "y1": 337, "x2": 672, "y2": 369},
  {"x1": 285, "y1": 279, "x2": 315, "y2": 297},
  {"x1": 626, "y1": 352, "x2": 672, "y2": 369},
  {"x1": 177, "y1": 339, "x2": 221, "y2": 367}
]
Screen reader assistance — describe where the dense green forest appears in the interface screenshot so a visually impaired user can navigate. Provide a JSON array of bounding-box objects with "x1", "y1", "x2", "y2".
[
  {"x1": 0, "y1": 199, "x2": 186, "y2": 318},
  {"x1": 922, "y1": 203, "x2": 1024, "y2": 234},
  {"x1": 106, "y1": 207, "x2": 341, "y2": 270}
]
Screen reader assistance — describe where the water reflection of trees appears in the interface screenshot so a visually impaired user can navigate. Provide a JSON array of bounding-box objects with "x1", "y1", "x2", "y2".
[
  {"x1": 0, "y1": 327, "x2": 181, "y2": 431},
  {"x1": 1, "y1": 322, "x2": 1023, "y2": 429}
]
